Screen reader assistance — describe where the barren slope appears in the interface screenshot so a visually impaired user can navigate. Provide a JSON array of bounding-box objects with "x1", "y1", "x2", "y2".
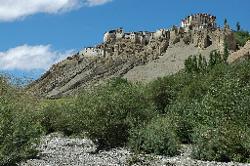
[{"x1": 124, "y1": 42, "x2": 217, "y2": 82}]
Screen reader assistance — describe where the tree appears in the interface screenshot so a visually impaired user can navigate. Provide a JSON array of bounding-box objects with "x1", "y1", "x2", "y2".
[
  {"x1": 224, "y1": 19, "x2": 229, "y2": 29},
  {"x1": 198, "y1": 54, "x2": 208, "y2": 72},
  {"x1": 198, "y1": 54, "x2": 203, "y2": 71},
  {"x1": 185, "y1": 55, "x2": 208, "y2": 73},
  {"x1": 236, "y1": 22, "x2": 241, "y2": 31},
  {"x1": 184, "y1": 56, "x2": 195, "y2": 73},
  {"x1": 208, "y1": 51, "x2": 223, "y2": 68},
  {"x1": 223, "y1": 42, "x2": 229, "y2": 63},
  {"x1": 185, "y1": 55, "x2": 198, "y2": 73},
  {"x1": 224, "y1": 19, "x2": 228, "y2": 26},
  {"x1": 202, "y1": 56, "x2": 207, "y2": 71}
]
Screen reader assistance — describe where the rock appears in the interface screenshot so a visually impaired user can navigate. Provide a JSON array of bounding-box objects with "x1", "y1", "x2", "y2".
[
  {"x1": 228, "y1": 40, "x2": 250, "y2": 63},
  {"x1": 19, "y1": 133, "x2": 250, "y2": 166}
]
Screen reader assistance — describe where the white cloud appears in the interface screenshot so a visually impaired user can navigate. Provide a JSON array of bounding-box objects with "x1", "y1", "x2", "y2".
[
  {"x1": 85, "y1": 0, "x2": 113, "y2": 7},
  {"x1": 0, "y1": 0, "x2": 113, "y2": 22},
  {"x1": 0, "y1": 45, "x2": 74, "y2": 71}
]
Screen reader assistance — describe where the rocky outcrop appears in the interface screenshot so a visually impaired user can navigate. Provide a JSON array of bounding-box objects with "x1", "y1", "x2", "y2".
[
  {"x1": 188, "y1": 27, "x2": 236, "y2": 52},
  {"x1": 228, "y1": 40, "x2": 250, "y2": 63}
]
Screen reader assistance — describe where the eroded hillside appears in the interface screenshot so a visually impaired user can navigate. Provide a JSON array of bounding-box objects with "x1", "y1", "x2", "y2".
[{"x1": 29, "y1": 14, "x2": 237, "y2": 98}]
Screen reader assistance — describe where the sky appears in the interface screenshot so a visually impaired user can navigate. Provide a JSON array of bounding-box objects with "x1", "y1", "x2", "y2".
[{"x1": 0, "y1": 0, "x2": 249, "y2": 80}]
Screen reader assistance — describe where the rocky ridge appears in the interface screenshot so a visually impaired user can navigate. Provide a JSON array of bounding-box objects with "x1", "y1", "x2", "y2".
[{"x1": 29, "y1": 39, "x2": 168, "y2": 98}]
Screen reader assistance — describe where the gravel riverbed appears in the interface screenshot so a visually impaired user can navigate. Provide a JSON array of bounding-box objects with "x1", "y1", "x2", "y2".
[{"x1": 20, "y1": 133, "x2": 250, "y2": 166}]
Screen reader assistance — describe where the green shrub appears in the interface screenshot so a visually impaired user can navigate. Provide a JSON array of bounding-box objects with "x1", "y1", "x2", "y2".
[
  {"x1": 0, "y1": 79, "x2": 43, "y2": 165},
  {"x1": 75, "y1": 79, "x2": 156, "y2": 149},
  {"x1": 184, "y1": 55, "x2": 199, "y2": 73},
  {"x1": 177, "y1": 77, "x2": 208, "y2": 101},
  {"x1": 40, "y1": 98, "x2": 79, "y2": 136},
  {"x1": 165, "y1": 103, "x2": 197, "y2": 144},
  {"x1": 0, "y1": 109, "x2": 43, "y2": 165},
  {"x1": 192, "y1": 123, "x2": 250, "y2": 163},
  {"x1": 184, "y1": 51, "x2": 226, "y2": 74},
  {"x1": 128, "y1": 116, "x2": 180, "y2": 156},
  {"x1": 147, "y1": 73, "x2": 193, "y2": 113},
  {"x1": 234, "y1": 31, "x2": 250, "y2": 47},
  {"x1": 188, "y1": 62, "x2": 250, "y2": 162}
]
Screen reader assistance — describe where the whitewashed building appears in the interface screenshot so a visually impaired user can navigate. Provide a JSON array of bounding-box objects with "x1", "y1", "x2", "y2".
[
  {"x1": 79, "y1": 47, "x2": 104, "y2": 57},
  {"x1": 103, "y1": 28, "x2": 124, "y2": 43}
]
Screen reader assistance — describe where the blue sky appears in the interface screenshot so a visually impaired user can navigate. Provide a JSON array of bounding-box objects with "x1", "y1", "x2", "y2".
[{"x1": 0, "y1": 0, "x2": 249, "y2": 79}]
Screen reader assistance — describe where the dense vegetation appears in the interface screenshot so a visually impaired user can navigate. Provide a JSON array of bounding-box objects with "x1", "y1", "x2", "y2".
[
  {"x1": 234, "y1": 30, "x2": 250, "y2": 47},
  {"x1": 2, "y1": 50, "x2": 250, "y2": 164},
  {"x1": 0, "y1": 77, "x2": 43, "y2": 166}
]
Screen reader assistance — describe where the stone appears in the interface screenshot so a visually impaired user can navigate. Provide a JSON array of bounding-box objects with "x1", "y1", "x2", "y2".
[{"x1": 19, "y1": 133, "x2": 250, "y2": 166}]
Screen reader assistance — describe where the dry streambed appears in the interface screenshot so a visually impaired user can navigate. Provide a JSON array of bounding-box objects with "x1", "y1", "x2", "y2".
[{"x1": 20, "y1": 133, "x2": 250, "y2": 166}]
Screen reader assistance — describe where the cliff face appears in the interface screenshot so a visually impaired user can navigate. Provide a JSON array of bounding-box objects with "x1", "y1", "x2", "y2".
[{"x1": 29, "y1": 27, "x2": 236, "y2": 98}]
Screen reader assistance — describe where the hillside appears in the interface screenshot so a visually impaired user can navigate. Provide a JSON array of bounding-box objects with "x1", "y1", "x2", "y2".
[
  {"x1": 28, "y1": 14, "x2": 237, "y2": 98},
  {"x1": 28, "y1": 39, "x2": 167, "y2": 98}
]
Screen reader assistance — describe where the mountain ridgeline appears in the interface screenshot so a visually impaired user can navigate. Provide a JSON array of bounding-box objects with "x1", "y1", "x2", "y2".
[{"x1": 29, "y1": 14, "x2": 241, "y2": 98}]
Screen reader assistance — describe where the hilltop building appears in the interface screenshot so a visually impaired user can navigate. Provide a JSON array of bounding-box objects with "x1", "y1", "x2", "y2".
[
  {"x1": 103, "y1": 28, "x2": 165, "y2": 44},
  {"x1": 103, "y1": 28, "x2": 124, "y2": 43},
  {"x1": 181, "y1": 13, "x2": 217, "y2": 32},
  {"x1": 79, "y1": 13, "x2": 235, "y2": 58},
  {"x1": 79, "y1": 47, "x2": 104, "y2": 57}
]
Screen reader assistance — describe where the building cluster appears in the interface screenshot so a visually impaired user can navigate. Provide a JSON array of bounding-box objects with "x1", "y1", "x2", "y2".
[
  {"x1": 79, "y1": 28, "x2": 169, "y2": 57},
  {"x1": 103, "y1": 28, "x2": 169, "y2": 44},
  {"x1": 181, "y1": 13, "x2": 217, "y2": 32}
]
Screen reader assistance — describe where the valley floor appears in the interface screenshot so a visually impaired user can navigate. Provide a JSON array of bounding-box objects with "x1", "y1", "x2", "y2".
[{"x1": 20, "y1": 133, "x2": 250, "y2": 166}]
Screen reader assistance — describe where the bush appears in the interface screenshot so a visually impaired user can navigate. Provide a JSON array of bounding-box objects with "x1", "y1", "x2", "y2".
[
  {"x1": 189, "y1": 62, "x2": 250, "y2": 162},
  {"x1": 40, "y1": 98, "x2": 78, "y2": 136},
  {"x1": 75, "y1": 79, "x2": 156, "y2": 149},
  {"x1": 161, "y1": 60, "x2": 250, "y2": 163},
  {"x1": 147, "y1": 73, "x2": 193, "y2": 113},
  {"x1": 165, "y1": 102, "x2": 197, "y2": 144},
  {"x1": 0, "y1": 108, "x2": 43, "y2": 165},
  {"x1": 192, "y1": 123, "x2": 250, "y2": 163},
  {"x1": 234, "y1": 31, "x2": 250, "y2": 47},
  {"x1": 184, "y1": 51, "x2": 226, "y2": 74},
  {"x1": 128, "y1": 116, "x2": 180, "y2": 156},
  {"x1": 0, "y1": 78, "x2": 43, "y2": 165}
]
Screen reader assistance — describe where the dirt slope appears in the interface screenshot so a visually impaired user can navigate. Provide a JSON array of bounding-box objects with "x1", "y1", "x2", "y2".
[{"x1": 124, "y1": 42, "x2": 217, "y2": 82}]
